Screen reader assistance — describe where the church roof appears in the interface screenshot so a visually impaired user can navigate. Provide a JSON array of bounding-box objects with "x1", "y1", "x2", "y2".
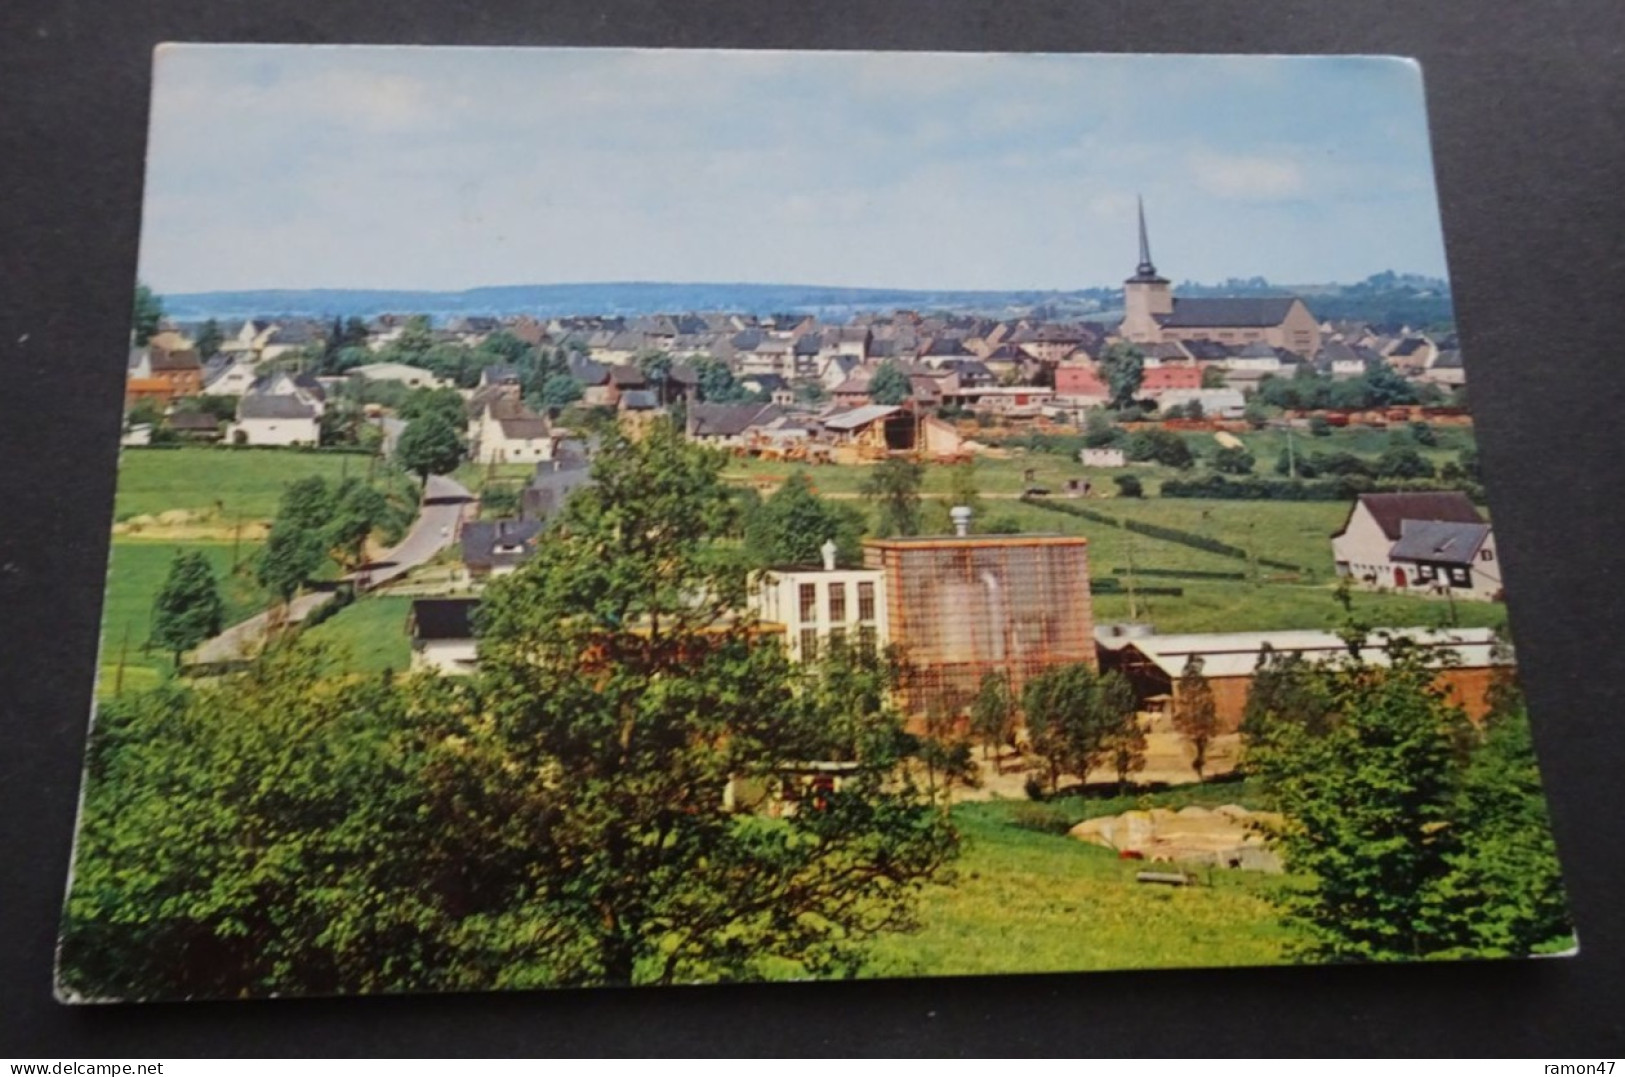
[{"x1": 1159, "y1": 297, "x2": 1301, "y2": 329}]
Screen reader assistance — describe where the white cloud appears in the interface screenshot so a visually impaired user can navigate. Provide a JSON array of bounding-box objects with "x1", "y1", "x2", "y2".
[{"x1": 1189, "y1": 150, "x2": 1307, "y2": 202}]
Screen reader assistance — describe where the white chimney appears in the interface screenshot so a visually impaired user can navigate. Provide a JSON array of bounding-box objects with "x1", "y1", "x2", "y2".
[
  {"x1": 820, "y1": 539, "x2": 838, "y2": 571},
  {"x1": 950, "y1": 505, "x2": 973, "y2": 537}
]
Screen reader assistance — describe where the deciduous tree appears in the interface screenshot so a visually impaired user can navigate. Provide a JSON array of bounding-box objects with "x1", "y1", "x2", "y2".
[
  {"x1": 861, "y1": 457, "x2": 925, "y2": 538},
  {"x1": 469, "y1": 421, "x2": 959, "y2": 985},
  {"x1": 132, "y1": 283, "x2": 163, "y2": 346},
  {"x1": 1171, "y1": 656, "x2": 1219, "y2": 781},
  {"x1": 1098, "y1": 343, "x2": 1145, "y2": 411},
  {"x1": 744, "y1": 472, "x2": 865, "y2": 568},
  {"x1": 396, "y1": 412, "x2": 465, "y2": 486},
  {"x1": 868, "y1": 360, "x2": 912, "y2": 406},
  {"x1": 1021, "y1": 663, "x2": 1139, "y2": 794},
  {"x1": 149, "y1": 551, "x2": 225, "y2": 666}
]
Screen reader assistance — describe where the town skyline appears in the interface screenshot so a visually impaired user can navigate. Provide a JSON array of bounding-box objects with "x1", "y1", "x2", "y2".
[{"x1": 140, "y1": 48, "x2": 1451, "y2": 295}]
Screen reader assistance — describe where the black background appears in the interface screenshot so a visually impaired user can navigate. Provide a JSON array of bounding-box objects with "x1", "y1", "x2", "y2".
[{"x1": 4, "y1": 0, "x2": 1623, "y2": 1057}]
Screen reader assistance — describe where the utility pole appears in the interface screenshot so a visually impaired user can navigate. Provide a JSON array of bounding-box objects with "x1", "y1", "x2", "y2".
[
  {"x1": 1246, "y1": 521, "x2": 1259, "y2": 587},
  {"x1": 1126, "y1": 531, "x2": 1140, "y2": 622},
  {"x1": 1286, "y1": 425, "x2": 1297, "y2": 479},
  {"x1": 113, "y1": 623, "x2": 130, "y2": 697},
  {"x1": 231, "y1": 513, "x2": 243, "y2": 571}
]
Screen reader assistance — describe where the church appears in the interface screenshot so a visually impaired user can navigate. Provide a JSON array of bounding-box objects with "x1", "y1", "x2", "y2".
[{"x1": 1117, "y1": 201, "x2": 1322, "y2": 356}]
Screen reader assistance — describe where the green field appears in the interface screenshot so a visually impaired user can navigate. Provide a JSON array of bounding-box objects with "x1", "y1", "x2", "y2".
[
  {"x1": 864, "y1": 783, "x2": 1300, "y2": 977},
  {"x1": 116, "y1": 447, "x2": 410, "y2": 522},
  {"x1": 719, "y1": 449, "x2": 1504, "y2": 635},
  {"x1": 98, "y1": 538, "x2": 269, "y2": 696},
  {"x1": 302, "y1": 595, "x2": 415, "y2": 674}
]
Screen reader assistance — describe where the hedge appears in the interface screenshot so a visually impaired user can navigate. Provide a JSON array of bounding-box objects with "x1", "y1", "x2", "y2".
[
  {"x1": 1160, "y1": 473, "x2": 1486, "y2": 504},
  {"x1": 1020, "y1": 495, "x2": 1305, "y2": 574}
]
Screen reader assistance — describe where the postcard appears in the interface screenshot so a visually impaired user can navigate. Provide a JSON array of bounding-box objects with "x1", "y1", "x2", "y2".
[{"x1": 58, "y1": 46, "x2": 1573, "y2": 1001}]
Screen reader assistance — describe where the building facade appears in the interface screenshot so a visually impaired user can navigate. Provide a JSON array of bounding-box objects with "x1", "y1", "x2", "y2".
[{"x1": 863, "y1": 532, "x2": 1095, "y2": 718}]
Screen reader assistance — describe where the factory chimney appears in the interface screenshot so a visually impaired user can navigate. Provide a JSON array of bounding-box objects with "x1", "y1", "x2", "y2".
[{"x1": 950, "y1": 505, "x2": 973, "y2": 537}]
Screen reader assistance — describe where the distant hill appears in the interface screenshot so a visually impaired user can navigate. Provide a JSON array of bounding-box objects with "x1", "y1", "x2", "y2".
[
  {"x1": 160, "y1": 282, "x2": 1110, "y2": 323},
  {"x1": 160, "y1": 273, "x2": 1452, "y2": 331}
]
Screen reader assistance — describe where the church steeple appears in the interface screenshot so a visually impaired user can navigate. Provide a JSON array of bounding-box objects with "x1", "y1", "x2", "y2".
[
  {"x1": 1120, "y1": 195, "x2": 1173, "y2": 343},
  {"x1": 1128, "y1": 195, "x2": 1168, "y2": 284}
]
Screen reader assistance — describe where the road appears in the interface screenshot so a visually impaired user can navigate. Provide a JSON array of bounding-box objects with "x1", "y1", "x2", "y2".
[{"x1": 192, "y1": 474, "x2": 473, "y2": 664}]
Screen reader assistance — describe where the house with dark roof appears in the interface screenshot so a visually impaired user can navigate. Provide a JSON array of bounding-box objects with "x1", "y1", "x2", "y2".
[
  {"x1": 685, "y1": 402, "x2": 783, "y2": 447},
  {"x1": 461, "y1": 518, "x2": 545, "y2": 579},
  {"x1": 1119, "y1": 201, "x2": 1321, "y2": 355},
  {"x1": 408, "y1": 597, "x2": 480, "y2": 674},
  {"x1": 1332, "y1": 491, "x2": 1498, "y2": 599},
  {"x1": 522, "y1": 454, "x2": 594, "y2": 524}
]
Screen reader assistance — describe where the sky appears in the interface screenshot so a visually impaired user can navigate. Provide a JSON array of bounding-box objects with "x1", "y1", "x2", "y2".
[{"x1": 139, "y1": 47, "x2": 1451, "y2": 295}]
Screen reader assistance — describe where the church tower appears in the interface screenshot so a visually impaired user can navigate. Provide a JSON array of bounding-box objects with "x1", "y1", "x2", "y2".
[{"x1": 1119, "y1": 197, "x2": 1172, "y2": 344}]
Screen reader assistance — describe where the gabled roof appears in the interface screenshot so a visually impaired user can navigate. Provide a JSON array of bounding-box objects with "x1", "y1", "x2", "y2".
[
  {"x1": 608, "y1": 364, "x2": 647, "y2": 387},
  {"x1": 687, "y1": 402, "x2": 782, "y2": 438},
  {"x1": 238, "y1": 394, "x2": 318, "y2": 420},
  {"x1": 495, "y1": 412, "x2": 552, "y2": 440},
  {"x1": 1338, "y1": 491, "x2": 1484, "y2": 541},
  {"x1": 618, "y1": 389, "x2": 660, "y2": 410},
  {"x1": 1389, "y1": 519, "x2": 1491, "y2": 565},
  {"x1": 1233, "y1": 341, "x2": 1278, "y2": 360},
  {"x1": 822, "y1": 404, "x2": 901, "y2": 431},
  {"x1": 461, "y1": 519, "x2": 545, "y2": 569},
  {"x1": 168, "y1": 412, "x2": 221, "y2": 431},
  {"x1": 1159, "y1": 297, "x2": 1301, "y2": 329},
  {"x1": 1181, "y1": 339, "x2": 1234, "y2": 361}
]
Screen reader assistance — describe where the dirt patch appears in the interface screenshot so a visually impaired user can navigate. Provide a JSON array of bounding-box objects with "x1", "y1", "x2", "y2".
[
  {"x1": 115, "y1": 509, "x2": 272, "y2": 541},
  {"x1": 1069, "y1": 804, "x2": 1284, "y2": 872}
]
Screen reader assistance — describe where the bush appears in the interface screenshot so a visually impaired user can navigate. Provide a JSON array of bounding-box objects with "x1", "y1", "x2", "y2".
[
  {"x1": 1023, "y1": 775, "x2": 1049, "y2": 802},
  {"x1": 1308, "y1": 415, "x2": 1332, "y2": 437},
  {"x1": 1211, "y1": 445, "x2": 1256, "y2": 475},
  {"x1": 1114, "y1": 475, "x2": 1144, "y2": 498},
  {"x1": 1008, "y1": 803, "x2": 1077, "y2": 835}
]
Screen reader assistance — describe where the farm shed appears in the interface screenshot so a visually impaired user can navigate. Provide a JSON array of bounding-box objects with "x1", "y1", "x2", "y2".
[{"x1": 1095, "y1": 626, "x2": 1510, "y2": 729}]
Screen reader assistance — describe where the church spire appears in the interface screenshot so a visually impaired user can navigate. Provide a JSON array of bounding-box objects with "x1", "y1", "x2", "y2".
[
  {"x1": 1136, "y1": 194, "x2": 1156, "y2": 277},
  {"x1": 1127, "y1": 195, "x2": 1168, "y2": 284}
]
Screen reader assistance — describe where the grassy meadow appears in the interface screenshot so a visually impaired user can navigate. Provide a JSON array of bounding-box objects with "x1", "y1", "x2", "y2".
[
  {"x1": 115, "y1": 447, "x2": 410, "y2": 522},
  {"x1": 98, "y1": 538, "x2": 268, "y2": 696},
  {"x1": 718, "y1": 422, "x2": 1500, "y2": 636},
  {"x1": 864, "y1": 781, "x2": 1301, "y2": 978},
  {"x1": 301, "y1": 595, "x2": 415, "y2": 673}
]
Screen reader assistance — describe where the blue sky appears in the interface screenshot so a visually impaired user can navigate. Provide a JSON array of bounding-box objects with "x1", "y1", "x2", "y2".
[{"x1": 140, "y1": 47, "x2": 1450, "y2": 294}]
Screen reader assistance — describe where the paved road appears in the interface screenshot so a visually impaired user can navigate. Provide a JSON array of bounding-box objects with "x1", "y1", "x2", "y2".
[{"x1": 193, "y1": 474, "x2": 473, "y2": 664}]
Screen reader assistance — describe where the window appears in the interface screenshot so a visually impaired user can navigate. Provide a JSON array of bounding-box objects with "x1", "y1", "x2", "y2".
[
  {"x1": 1416, "y1": 564, "x2": 1436, "y2": 583},
  {"x1": 798, "y1": 583, "x2": 817, "y2": 625},
  {"x1": 1449, "y1": 566, "x2": 1471, "y2": 588},
  {"x1": 799, "y1": 628, "x2": 819, "y2": 660},
  {"x1": 1480, "y1": 548, "x2": 1495, "y2": 562},
  {"x1": 828, "y1": 626, "x2": 847, "y2": 652},
  {"x1": 857, "y1": 625, "x2": 877, "y2": 655},
  {"x1": 857, "y1": 581, "x2": 876, "y2": 622},
  {"x1": 828, "y1": 582, "x2": 846, "y2": 623}
]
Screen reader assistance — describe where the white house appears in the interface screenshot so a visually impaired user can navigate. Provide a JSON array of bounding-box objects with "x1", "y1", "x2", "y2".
[
  {"x1": 201, "y1": 357, "x2": 260, "y2": 397},
  {"x1": 751, "y1": 542, "x2": 889, "y2": 663},
  {"x1": 1080, "y1": 447, "x2": 1127, "y2": 468},
  {"x1": 228, "y1": 393, "x2": 321, "y2": 446},
  {"x1": 227, "y1": 371, "x2": 325, "y2": 446},
  {"x1": 1156, "y1": 387, "x2": 1247, "y2": 419},
  {"x1": 468, "y1": 396, "x2": 555, "y2": 465},
  {"x1": 1332, "y1": 492, "x2": 1498, "y2": 599}
]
